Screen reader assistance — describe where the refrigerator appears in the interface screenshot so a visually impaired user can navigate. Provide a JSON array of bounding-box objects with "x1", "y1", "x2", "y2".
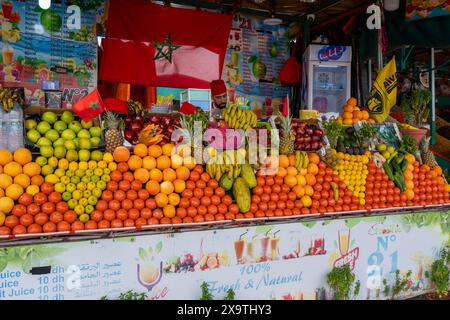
[{"x1": 301, "y1": 44, "x2": 352, "y2": 117}]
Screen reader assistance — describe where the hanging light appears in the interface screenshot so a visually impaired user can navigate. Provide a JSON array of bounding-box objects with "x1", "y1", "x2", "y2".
[
  {"x1": 38, "y1": 0, "x2": 52, "y2": 10},
  {"x1": 264, "y1": 0, "x2": 282, "y2": 25},
  {"x1": 384, "y1": 0, "x2": 400, "y2": 11}
]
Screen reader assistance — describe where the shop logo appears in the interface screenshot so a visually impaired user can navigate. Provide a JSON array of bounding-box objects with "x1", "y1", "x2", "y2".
[
  {"x1": 333, "y1": 229, "x2": 359, "y2": 270},
  {"x1": 368, "y1": 222, "x2": 402, "y2": 236},
  {"x1": 318, "y1": 46, "x2": 346, "y2": 61}
]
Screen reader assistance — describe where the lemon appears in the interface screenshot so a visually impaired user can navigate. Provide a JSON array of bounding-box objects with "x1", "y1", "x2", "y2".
[
  {"x1": 354, "y1": 191, "x2": 359, "y2": 197},
  {"x1": 97, "y1": 161, "x2": 107, "y2": 169},
  {"x1": 359, "y1": 198, "x2": 366, "y2": 205},
  {"x1": 382, "y1": 151, "x2": 391, "y2": 159},
  {"x1": 387, "y1": 146, "x2": 395, "y2": 154},
  {"x1": 48, "y1": 157, "x2": 59, "y2": 168},
  {"x1": 361, "y1": 156, "x2": 369, "y2": 164},
  {"x1": 26, "y1": 185, "x2": 39, "y2": 196},
  {"x1": 103, "y1": 153, "x2": 114, "y2": 163},
  {"x1": 58, "y1": 159, "x2": 69, "y2": 170},
  {"x1": 108, "y1": 162, "x2": 117, "y2": 171},
  {"x1": 45, "y1": 174, "x2": 59, "y2": 184},
  {"x1": 69, "y1": 162, "x2": 78, "y2": 171},
  {"x1": 79, "y1": 213, "x2": 90, "y2": 223},
  {"x1": 377, "y1": 144, "x2": 387, "y2": 152},
  {"x1": 359, "y1": 193, "x2": 365, "y2": 198},
  {"x1": 88, "y1": 160, "x2": 97, "y2": 170},
  {"x1": 79, "y1": 161, "x2": 88, "y2": 171},
  {"x1": 360, "y1": 186, "x2": 366, "y2": 192},
  {"x1": 54, "y1": 168, "x2": 66, "y2": 178}
]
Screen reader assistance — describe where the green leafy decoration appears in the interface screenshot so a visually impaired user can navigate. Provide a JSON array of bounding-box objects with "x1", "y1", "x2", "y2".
[
  {"x1": 302, "y1": 221, "x2": 316, "y2": 229},
  {"x1": 322, "y1": 220, "x2": 333, "y2": 226},
  {"x1": 139, "y1": 248, "x2": 148, "y2": 261},
  {"x1": 155, "y1": 241, "x2": 162, "y2": 254},
  {"x1": 255, "y1": 225, "x2": 273, "y2": 235},
  {"x1": 345, "y1": 218, "x2": 362, "y2": 229},
  {"x1": 0, "y1": 258, "x2": 7, "y2": 273}
]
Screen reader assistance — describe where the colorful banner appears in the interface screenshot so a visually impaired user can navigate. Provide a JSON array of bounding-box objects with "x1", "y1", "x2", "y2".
[
  {"x1": 0, "y1": 211, "x2": 449, "y2": 300},
  {"x1": 406, "y1": 0, "x2": 450, "y2": 21},
  {"x1": 221, "y1": 14, "x2": 290, "y2": 119},
  {"x1": 0, "y1": 0, "x2": 103, "y2": 108}
]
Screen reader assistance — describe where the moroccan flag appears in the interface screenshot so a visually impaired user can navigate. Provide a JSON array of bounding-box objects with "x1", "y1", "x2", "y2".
[
  {"x1": 99, "y1": 0, "x2": 232, "y2": 89},
  {"x1": 72, "y1": 89, "x2": 105, "y2": 122}
]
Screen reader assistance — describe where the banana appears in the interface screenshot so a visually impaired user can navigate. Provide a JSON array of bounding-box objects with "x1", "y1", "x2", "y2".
[
  {"x1": 302, "y1": 152, "x2": 309, "y2": 169},
  {"x1": 228, "y1": 165, "x2": 234, "y2": 178}
]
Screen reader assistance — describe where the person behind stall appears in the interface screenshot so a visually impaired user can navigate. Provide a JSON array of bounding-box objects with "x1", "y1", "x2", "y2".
[{"x1": 210, "y1": 79, "x2": 228, "y2": 119}]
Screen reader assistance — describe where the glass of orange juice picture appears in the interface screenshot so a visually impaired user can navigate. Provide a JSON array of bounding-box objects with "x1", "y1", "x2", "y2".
[{"x1": 338, "y1": 229, "x2": 350, "y2": 256}]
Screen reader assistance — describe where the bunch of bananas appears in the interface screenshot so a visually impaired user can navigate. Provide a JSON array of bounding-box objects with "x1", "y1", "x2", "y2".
[
  {"x1": 205, "y1": 149, "x2": 245, "y2": 181},
  {"x1": 222, "y1": 104, "x2": 257, "y2": 129},
  {"x1": 0, "y1": 87, "x2": 24, "y2": 112},
  {"x1": 128, "y1": 100, "x2": 146, "y2": 117},
  {"x1": 294, "y1": 150, "x2": 309, "y2": 172}
]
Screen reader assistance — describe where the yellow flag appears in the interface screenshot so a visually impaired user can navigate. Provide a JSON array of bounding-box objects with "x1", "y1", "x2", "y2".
[{"x1": 367, "y1": 57, "x2": 397, "y2": 123}]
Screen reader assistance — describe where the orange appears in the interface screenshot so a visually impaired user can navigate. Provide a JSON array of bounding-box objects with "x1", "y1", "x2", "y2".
[
  {"x1": 343, "y1": 105, "x2": 354, "y2": 113},
  {"x1": 0, "y1": 150, "x2": 13, "y2": 166},
  {"x1": 5, "y1": 184, "x2": 24, "y2": 200},
  {"x1": 293, "y1": 185, "x2": 305, "y2": 198},
  {"x1": 300, "y1": 195, "x2": 312, "y2": 208},
  {"x1": 183, "y1": 156, "x2": 196, "y2": 170},
  {"x1": 146, "y1": 180, "x2": 160, "y2": 195},
  {"x1": 284, "y1": 175, "x2": 297, "y2": 188},
  {"x1": 23, "y1": 162, "x2": 41, "y2": 177},
  {"x1": 0, "y1": 197, "x2": 14, "y2": 213},
  {"x1": 173, "y1": 179, "x2": 186, "y2": 193},
  {"x1": 162, "y1": 143, "x2": 174, "y2": 156},
  {"x1": 133, "y1": 144, "x2": 148, "y2": 157},
  {"x1": 288, "y1": 155, "x2": 296, "y2": 167},
  {"x1": 343, "y1": 111, "x2": 353, "y2": 119},
  {"x1": 286, "y1": 167, "x2": 298, "y2": 176},
  {"x1": 445, "y1": 184, "x2": 450, "y2": 192},
  {"x1": 128, "y1": 155, "x2": 143, "y2": 171},
  {"x1": 343, "y1": 118, "x2": 353, "y2": 125},
  {"x1": 31, "y1": 175, "x2": 44, "y2": 186},
  {"x1": 305, "y1": 174, "x2": 316, "y2": 186},
  {"x1": 149, "y1": 168, "x2": 163, "y2": 182},
  {"x1": 296, "y1": 175, "x2": 307, "y2": 186},
  {"x1": 304, "y1": 185, "x2": 314, "y2": 196},
  {"x1": 433, "y1": 166, "x2": 443, "y2": 176},
  {"x1": 148, "y1": 145, "x2": 163, "y2": 158},
  {"x1": 404, "y1": 171, "x2": 413, "y2": 181},
  {"x1": 113, "y1": 146, "x2": 130, "y2": 162},
  {"x1": 308, "y1": 153, "x2": 320, "y2": 165},
  {"x1": 163, "y1": 205, "x2": 176, "y2": 218},
  {"x1": 134, "y1": 168, "x2": 150, "y2": 183},
  {"x1": 13, "y1": 148, "x2": 32, "y2": 166},
  {"x1": 420, "y1": 164, "x2": 430, "y2": 173},
  {"x1": 160, "y1": 181, "x2": 174, "y2": 195},
  {"x1": 405, "y1": 180, "x2": 414, "y2": 190},
  {"x1": 3, "y1": 162, "x2": 22, "y2": 177},
  {"x1": 405, "y1": 189, "x2": 414, "y2": 201},
  {"x1": 347, "y1": 97, "x2": 357, "y2": 106},
  {"x1": 276, "y1": 167, "x2": 287, "y2": 178},
  {"x1": 307, "y1": 163, "x2": 319, "y2": 175},
  {"x1": 142, "y1": 156, "x2": 157, "y2": 170},
  {"x1": 170, "y1": 154, "x2": 183, "y2": 169},
  {"x1": 14, "y1": 174, "x2": 30, "y2": 188},
  {"x1": 0, "y1": 174, "x2": 13, "y2": 189},
  {"x1": 157, "y1": 155, "x2": 171, "y2": 170},
  {"x1": 279, "y1": 155, "x2": 289, "y2": 168},
  {"x1": 163, "y1": 168, "x2": 177, "y2": 182},
  {"x1": 155, "y1": 193, "x2": 169, "y2": 208},
  {"x1": 176, "y1": 144, "x2": 191, "y2": 157},
  {"x1": 176, "y1": 166, "x2": 190, "y2": 181},
  {"x1": 361, "y1": 110, "x2": 370, "y2": 120},
  {"x1": 353, "y1": 110, "x2": 363, "y2": 120},
  {"x1": 168, "y1": 193, "x2": 180, "y2": 206}
]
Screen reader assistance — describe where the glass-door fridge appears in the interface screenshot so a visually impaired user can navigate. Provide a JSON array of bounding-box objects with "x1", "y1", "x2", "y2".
[{"x1": 301, "y1": 44, "x2": 352, "y2": 118}]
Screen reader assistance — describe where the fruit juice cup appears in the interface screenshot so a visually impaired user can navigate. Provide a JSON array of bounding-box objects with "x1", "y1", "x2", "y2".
[
  {"x1": 2, "y1": 1, "x2": 13, "y2": 20},
  {"x1": 139, "y1": 263, "x2": 161, "y2": 285},
  {"x1": 338, "y1": 229, "x2": 350, "y2": 256},
  {"x1": 260, "y1": 236, "x2": 269, "y2": 259},
  {"x1": 246, "y1": 239, "x2": 255, "y2": 261},
  {"x1": 270, "y1": 237, "x2": 280, "y2": 260},
  {"x1": 2, "y1": 44, "x2": 13, "y2": 65},
  {"x1": 234, "y1": 239, "x2": 245, "y2": 264}
]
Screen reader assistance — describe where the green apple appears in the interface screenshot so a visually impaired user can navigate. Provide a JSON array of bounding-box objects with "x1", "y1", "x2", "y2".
[
  {"x1": 62, "y1": 191, "x2": 72, "y2": 202},
  {"x1": 96, "y1": 180, "x2": 106, "y2": 190},
  {"x1": 68, "y1": 199, "x2": 78, "y2": 210},
  {"x1": 42, "y1": 111, "x2": 57, "y2": 124},
  {"x1": 64, "y1": 140, "x2": 76, "y2": 150},
  {"x1": 89, "y1": 126, "x2": 102, "y2": 138},
  {"x1": 35, "y1": 156, "x2": 47, "y2": 167},
  {"x1": 79, "y1": 138, "x2": 91, "y2": 150},
  {"x1": 85, "y1": 169, "x2": 94, "y2": 177},
  {"x1": 61, "y1": 129, "x2": 76, "y2": 140},
  {"x1": 54, "y1": 168, "x2": 66, "y2": 178},
  {"x1": 77, "y1": 182, "x2": 86, "y2": 191},
  {"x1": 45, "y1": 129, "x2": 59, "y2": 142},
  {"x1": 53, "y1": 138, "x2": 65, "y2": 147},
  {"x1": 101, "y1": 174, "x2": 111, "y2": 182},
  {"x1": 73, "y1": 138, "x2": 80, "y2": 149},
  {"x1": 74, "y1": 205, "x2": 85, "y2": 215},
  {"x1": 92, "y1": 188, "x2": 102, "y2": 198},
  {"x1": 41, "y1": 165, "x2": 54, "y2": 176},
  {"x1": 54, "y1": 120, "x2": 67, "y2": 133},
  {"x1": 79, "y1": 213, "x2": 90, "y2": 223},
  {"x1": 88, "y1": 196, "x2": 98, "y2": 206},
  {"x1": 37, "y1": 121, "x2": 51, "y2": 135},
  {"x1": 83, "y1": 190, "x2": 92, "y2": 198},
  {"x1": 87, "y1": 182, "x2": 96, "y2": 191},
  {"x1": 72, "y1": 190, "x2": 83, "y2": 200},
  {"x1": 90, "y1": 137, "x2": 101, "y2": 148},
  {"x1": 69, "y1": 121, "x2": 82, "y2": 134},
  {"x1": 90, "y1": 150, "x2": 103, "y2": 161},
  {"x1": 94, "y1": 168, "x2": 103, "y2": 177},
  {"x1": 81, "y1": 120, "x2": 93, "y2": 129},
  {"x1": 81, "y1": 176, "x2": 91, "y2": 184},
  {"x1": 90, "y1": 175, "x2": 100, "y2": 183},
  {"x1": 66, "y1": 150, "x2": 79, "y2": 161},
  {"x1": 37, "y1": 137, "x2": 52, "y2": 147},
  {"x1": 66, "y1": 183, "x2": 76, "y2": 193},
  {"x1": 48, "y1": 157, "x2": 58, "y2": 168},
  {"x1": 78, "y1": 149, "x2": 90, "y2": 161},
  {"x1": 103, "y1": 168, "x2": 111, "y2": 175},
  {"x1": 75, "y1": 169, "x2": 85, "y2": 178},
  {"x1": 70, "y1": 176, "x2": 81, "y2": 185},
  {"x1": 27, "y1": 130, "x2": 41, "y2": 143},
  {"x1": 65, "y1": 169, "x2": 74, "y2": 177},
  {"x1": 78, "y1": 129, "x2": 91, "y2": 139},
  {"x1": 60, "y1": 176, "x2": 71, "y2": 185},
  {"x1": 40, "y1": 145, "x2": 54, "y2": 158},
  {"x1": 79, "y1": 198, "x2": 88, "y2": 207},
  {"x1": 54, "y1": 182, "x2": 66, "y2": 193},
  {"x1": 54, "y1": 146, "x2": 66, "y2": 159},
  {"x1": 85, "y1": 205, "x2": 94, "y2": 214},
  {"x1": 25, "y1": 119, "x2": 38, "y2": 130},
  {"x1": 61, "y1": 110, "x2": 74, "y2": 124}
]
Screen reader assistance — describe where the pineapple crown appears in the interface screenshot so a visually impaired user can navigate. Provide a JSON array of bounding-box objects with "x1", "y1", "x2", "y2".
[{"x1": 278, "y1": 111, "x2": 292, "y2": 135}]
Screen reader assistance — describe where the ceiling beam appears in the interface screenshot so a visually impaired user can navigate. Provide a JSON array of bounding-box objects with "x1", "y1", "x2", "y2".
[{"x1": 298, "y1": 0, "x2": 345, "y2": 18}]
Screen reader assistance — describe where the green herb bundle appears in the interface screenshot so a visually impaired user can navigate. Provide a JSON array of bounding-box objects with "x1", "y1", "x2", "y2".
[
  {"x1": 354, "y1": 124, "x2": 378, "y2": 147},
  {"x1": 322, "y1": 117, "x2": 345, "y2": 149}
]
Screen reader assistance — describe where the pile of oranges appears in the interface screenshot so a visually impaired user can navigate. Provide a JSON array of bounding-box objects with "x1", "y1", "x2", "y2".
[{"x1": 336, "y1": 97, "x2": 373, "y2": 125}]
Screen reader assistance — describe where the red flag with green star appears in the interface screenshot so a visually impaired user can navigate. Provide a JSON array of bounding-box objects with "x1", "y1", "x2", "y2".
[{"x1": 72, "y1": 89, "x2": 105, "y2": 122}]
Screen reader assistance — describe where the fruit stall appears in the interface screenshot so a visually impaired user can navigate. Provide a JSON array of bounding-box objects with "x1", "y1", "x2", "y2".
[{"x1": 0, "y1": 0, "x2": 449, "y2": 301}]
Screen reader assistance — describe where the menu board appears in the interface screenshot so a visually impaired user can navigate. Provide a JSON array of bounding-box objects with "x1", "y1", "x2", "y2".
[
  {"x1": 222, "y1": 14, "x2": 290, "y2": 118},
  {"x1": 0, "y1": 0, "x2": 104, "y2": 108}
]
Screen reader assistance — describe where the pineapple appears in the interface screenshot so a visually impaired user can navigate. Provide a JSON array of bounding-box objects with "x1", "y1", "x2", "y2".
[
  {"x1": 103, "y1": 110, "x2": 124, "y2": 153},
  {"x1": 420, "y1": 136, "x2": 438, "y2": 168},
  {"x1": 278, "y1": 112, "x2": 295, "y2": 155}
]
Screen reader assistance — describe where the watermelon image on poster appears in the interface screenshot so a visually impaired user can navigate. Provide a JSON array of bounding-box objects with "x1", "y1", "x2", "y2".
[{"x1": 40, "y1": 9, "x2": 62, "y2": 33}]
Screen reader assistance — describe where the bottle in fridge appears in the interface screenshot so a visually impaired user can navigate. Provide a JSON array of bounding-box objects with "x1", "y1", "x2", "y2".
[{"x1": 301, "y1": 44, "x2": 352, "y2": 118}]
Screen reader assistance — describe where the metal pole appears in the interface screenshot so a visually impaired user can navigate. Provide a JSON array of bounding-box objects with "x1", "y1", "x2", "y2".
[
  {"x1": 430, "y1": 48, "x2": 436, "y2": 144},
  {"x1": 368, "y1": 59, "x2": 372, "y2": 91}
]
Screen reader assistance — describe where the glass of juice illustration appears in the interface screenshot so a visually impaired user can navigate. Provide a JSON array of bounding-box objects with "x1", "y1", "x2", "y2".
[
  {"x1": 260, "y1": 236, "x2": 270, "y2": 259},
  {"x1": 270, "y1": 237, "x2": 280, "y2": 260},
  {"x1": 231, "y1": 51, "x2": 240, "y2": 68},
  {"x1": 338, "y1": 229, "x2": 350, "y2": 256},
  {"x1": 2, "y1": 44, "x2": 14, "y2": 65},
  {"x1": 227, "y1": 87, "x2": 235, "y2": 103},
  {"x1": 2, "y1": 20, "x2": 12, "y2": 42},
  {"x1": 234, "y1": 239, "x2": 245, "y2": 264},
  {"x1": 137, "y1": 262, "x2": 162, "y2": 291},
  {"x1": 246, "y1": 239, "x2": 255, "y2": 262},
  {"x1": 2, "y1": 1, "x2": 13, "y2": 20}
]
